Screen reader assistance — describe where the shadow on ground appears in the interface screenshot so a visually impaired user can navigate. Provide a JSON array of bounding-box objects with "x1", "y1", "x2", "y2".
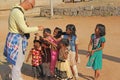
[
  {"x1": 22, "y1": 63, "x2": 56, "y2": 80},
  {"x1": 0, "y1": 60, "x2": 11, "y2": 80},
  {"x1": 78, "y1": 73, "x2": 94, "y2": 80},
  {"x1": 78, "y1": 50, "x2": 120, "y2": 63}
]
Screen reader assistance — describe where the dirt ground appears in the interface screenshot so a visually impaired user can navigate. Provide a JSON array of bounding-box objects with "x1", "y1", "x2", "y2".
[
  {"x1": 1, "y1": 1, "x2": 120, "y2": 80},
  {"x1": 0, "y1": 15, "x2": 120, "y2": 80}
]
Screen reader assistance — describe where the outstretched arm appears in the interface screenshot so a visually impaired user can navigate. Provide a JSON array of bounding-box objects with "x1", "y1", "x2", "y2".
[
  {"x1": 43, "y1": 38, "x2": 57, "y2": 47},
  {"x1": 45, "y1": 32, "x2": 62, "y2": 42},
  {"x1": 51, "y1": 35, "x2": 62, "y2": 42}
]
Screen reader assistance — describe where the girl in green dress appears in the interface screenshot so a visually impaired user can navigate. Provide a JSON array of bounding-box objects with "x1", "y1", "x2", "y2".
[{"x1": 86, "y1": 24, "x2": 106, "y2": 80}]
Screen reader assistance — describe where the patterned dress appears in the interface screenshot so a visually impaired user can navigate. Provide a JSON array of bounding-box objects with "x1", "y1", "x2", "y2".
[
  {"x1": 31, "y1": 48, "x2": 42, "y2": 66},
  {"x1": 87, "y1": 34, "x2": 106, "y2": 70}
]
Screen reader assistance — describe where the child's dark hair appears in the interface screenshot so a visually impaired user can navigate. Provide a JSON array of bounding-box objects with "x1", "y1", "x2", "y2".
[
  {"x1": 43, "y1": 28, "x2": 51, "y2": 34},
  {"x1": 66, "y1": 24, "x2": 76, "y2": 36},
  {"x1": 60, "y1": 39, "x2": 69, "y2": 47},
  {"x1": 96, "y1": 24, "x2": 106, "y2": 37},
  {"x1": 33, "y1": 40, "x2": 41, "y2": 45},
  {"x1": 34, "y1": 36, "x2": 43, "y2": 45},
  {"x1": 54, "y1": 27, "x2": 62, "y2": 39}
]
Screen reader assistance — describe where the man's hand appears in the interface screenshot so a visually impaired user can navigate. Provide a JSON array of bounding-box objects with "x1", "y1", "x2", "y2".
[
  {"x1": 34, "y1": 33, "x2": 40, "y2": 36},
  {"x1": 38, "y1": 26, "x2": 44, "y2": 31}
]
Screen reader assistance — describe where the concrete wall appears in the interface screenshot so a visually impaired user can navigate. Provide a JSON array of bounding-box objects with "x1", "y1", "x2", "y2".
[{"x1": 40, "y1": 5, "x2": 120, "y2": 16}]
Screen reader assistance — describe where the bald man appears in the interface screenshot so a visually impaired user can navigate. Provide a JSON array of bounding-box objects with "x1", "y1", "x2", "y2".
[{"x1": 4, "y1": 0, "x2": 43, "y2": 80}]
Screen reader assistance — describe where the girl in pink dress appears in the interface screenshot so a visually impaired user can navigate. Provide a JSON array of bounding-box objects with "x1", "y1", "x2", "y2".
[{"x1": 45, "y1": 27, "x2": 62, "y2": 76}]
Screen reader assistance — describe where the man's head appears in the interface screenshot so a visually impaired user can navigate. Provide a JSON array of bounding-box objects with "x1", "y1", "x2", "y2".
[{"x1": 20, "y1": 0, "x2": 35, "y2": 10}]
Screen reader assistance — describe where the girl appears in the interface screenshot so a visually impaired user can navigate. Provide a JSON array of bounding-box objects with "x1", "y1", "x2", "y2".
[
  {"x1": 63, "y1": 24, "x2": 79, "y2": 80},
  {"x1": 86, "y1": 24, "x2": 106, "y2": 80},
  {"x1": 44, "y1": 27, "x2": 63, "y2": 76},
  {"x1": 26, "y1": 38, "x2": 43, "y2": 79},
  {"x1": 50, "y1": 27, "x2": 62, "y2": 76},
  {"x1": 35, "y1": 28, "x2": 53, "y2": 77},
  {"x1": 56, "y1": 38, "x2": 73, "y2": 80}
]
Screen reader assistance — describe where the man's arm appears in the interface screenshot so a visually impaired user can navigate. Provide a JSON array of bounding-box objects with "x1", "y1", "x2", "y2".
[{"x1": 13, "y1": 9, "x2": 39, "y2": 33}]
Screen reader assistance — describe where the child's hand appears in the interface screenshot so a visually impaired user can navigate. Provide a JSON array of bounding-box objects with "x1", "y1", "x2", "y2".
[
  {"x1": 86, "y1": 50, "x2": 95, "y2": 57},
  {"x1": 86, "y1": 53, "x2": 90, "y2": 57},
  {"x1": 43, "y1": 38, "x2": 49, "y2": 41},
  {"x1": 43, "y1": 38, "x2": 47, "y2": 41},
  {"x1": 91, "y1": 50, "x2": 95, "y2": 54},
  {"x1": 86, "y1": 51, "x2": 91, "y2": 57}
]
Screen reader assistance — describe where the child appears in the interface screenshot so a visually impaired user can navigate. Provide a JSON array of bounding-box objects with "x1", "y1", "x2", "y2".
[
  {"x1": 55, "y1": 38, "x2": 73, "y2": 80},
  {"x1": 63, "y1": 24, "x2": 79, "y2": 80},
  {"x1": 26, "y1": 38, "x2": 43, "y2": 79},
  {"x1": 43, "y1": 27, "x2": 63, "y2": 76},
  {"x1": 41, "y1": 28, "x2": 51, "y2": 77},
  {"x1": 86, "y1": 24, "x2": 106, "y2": 80},
  {"x1": 48, "y1": 27, "x2": 63, "y2": 76}
]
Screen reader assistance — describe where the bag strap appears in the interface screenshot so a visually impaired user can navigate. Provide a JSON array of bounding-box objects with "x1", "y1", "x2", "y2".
[
  {"x1": 12, "y1": 7, "x2": 30, "y2": 39},
  {"x1": 13, "y1": 7, "x2": 24, "y2": 14},
  {"x1": 12, "y1": 7, "x2": 26, "y2": 21}
]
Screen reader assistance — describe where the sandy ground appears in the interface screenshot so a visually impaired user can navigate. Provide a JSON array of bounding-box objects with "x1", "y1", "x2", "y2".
[{"x1": 0, "y1": 15, "x2": 120, "y2": 80}]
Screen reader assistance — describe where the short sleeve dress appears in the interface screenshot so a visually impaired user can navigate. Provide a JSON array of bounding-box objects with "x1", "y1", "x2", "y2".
[
  {"x1": 86, "y1": 34, "x2": 106, "y2": 70},
  {"x1": 31, "y1": 48, "x2": 42, "y2": 67}
]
